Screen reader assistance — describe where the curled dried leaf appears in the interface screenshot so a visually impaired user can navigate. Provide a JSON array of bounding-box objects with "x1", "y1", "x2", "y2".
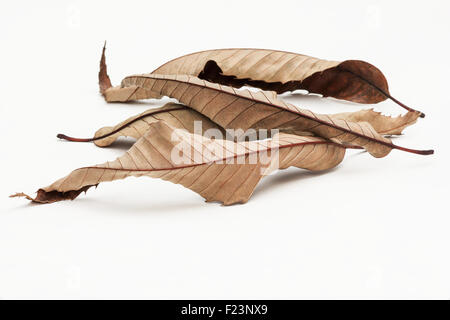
[
  {"x1": 13, "y1": 121, "x2": 346, "y2": 206},
  {"x1": 58, "y1": 103, "x2": 224, "y2": 147},
  {"x1": 100, "y1": 45, "x2": 423, "y2": 116},
  {"x1": 58, "y1": 106, "x2": 420, "y2": 148},
  {"x1": 104, "y1": 73, "x2": 432, "y2": 157},
  {"x1": 331, "y1": 109, "x2": 420, "y2": 135}
]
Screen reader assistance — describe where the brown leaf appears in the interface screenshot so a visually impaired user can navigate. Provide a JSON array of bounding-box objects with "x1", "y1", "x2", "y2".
[
  {"x1": 58, "y1": 103, "x2": 224, "y2": 147},
  {"x1": 100, "y1": 46, "x2": 423, "y2": 116},
  {"x1": 58, "y1": 105, "x2": 420, "y2": 148},
  {"x1": 103, "y1": 73, "x2": 432, "y2": 158},
  {"x1": 12, "y1": 121, "x2": 346, "y2": 206},
  {"x1": 331, "y1": 109, "x2": 420, "y2": 135},
  {"x1": 99, "y1": 41, "x2": 112, "y2": 95}
]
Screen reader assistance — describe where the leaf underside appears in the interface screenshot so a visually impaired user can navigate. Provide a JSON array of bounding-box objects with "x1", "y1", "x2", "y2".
[
  {"x1": 58, "y1": 103, "x2": 419, "y2": 148},
  {"x1": 154, "y1": 49, "x2": 388, "y2": 105},
  {"x1": 103, "y1": 73, "x2": 431, "y2": 157},
  {"x1": 12, "y1": 121, "x2": 346, "y2": 206},
  {"x1": 100, "y1": 47, "x2": 422, "y2": 115}
]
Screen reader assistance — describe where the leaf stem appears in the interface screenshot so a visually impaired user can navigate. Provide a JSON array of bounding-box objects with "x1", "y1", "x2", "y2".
[
  {"x1": 57, "y1": 106, "x2": 189, "y2": 143},
  {"x1": 338, "y1": 66, "x2": 425, "y2": 118}
]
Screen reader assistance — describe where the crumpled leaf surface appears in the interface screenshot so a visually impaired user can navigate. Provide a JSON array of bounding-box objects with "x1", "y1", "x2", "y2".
[
  {"x1": 100, "y1": 47, "x2": 422, "y2": 115},
  {"x1": 12, "y1": 121, "x2": 346, "y2": 206},
  {"x1": 331, "y1": 109, "x2": 420, "y2": 135},
  {"x1": 156, "y1": 49, "x2": 388, "y2": 104},
  {"x1": 58, "y1": 103, "x2": 224, "y2": 147},
  {"x1": 63, "y1": 105, "x2": 419, "y2": 148},
  {"x1": 104, "y1": 73, "x2": 431, "y2": 157}
]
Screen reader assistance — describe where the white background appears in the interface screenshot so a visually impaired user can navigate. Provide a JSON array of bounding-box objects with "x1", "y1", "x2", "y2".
[{"x1": 1, "y1": 0, "x2": 449, "y2": 299}]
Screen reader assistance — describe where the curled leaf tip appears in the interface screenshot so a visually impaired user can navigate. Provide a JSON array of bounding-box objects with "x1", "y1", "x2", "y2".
[
  {"x1": 12, "y1": 186, "x2": 97, "y2": 204},
  {"x1": 9, "y1": 192, "x2": 34, "y2": 201},
  {"x1": 99, "y1": 42, "x2": 112, "y2": 95},
  {"x1": 10, "y1": 192, "x2": 24, "y2": 198}
]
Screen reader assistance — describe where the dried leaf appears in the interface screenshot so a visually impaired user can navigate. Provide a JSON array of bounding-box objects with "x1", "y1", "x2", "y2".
[
  {"x1": 331, "y1": 109, "x2": 420, "y2": 135},
  {"x1": 100, "y1": 46, "x2": 423, "y2": 116},
  {"x1": 98, "y1": 41, "x2": 112, "y2": 95},
  {"x1": 58, "y1": 103, "x2": 224, "y2": 147},
  {"x1": 103, "y1": 73, "x2": 432, "y2": 158},
  {"x1": 12, "y1": 121, "x2": 346, "y2": 206},
  {"x1": 10, "y1": 45, "x2": 433, "y2": 208},
  {"x1": 58, "y1": 105, "x2": 420, "y2": 148}
]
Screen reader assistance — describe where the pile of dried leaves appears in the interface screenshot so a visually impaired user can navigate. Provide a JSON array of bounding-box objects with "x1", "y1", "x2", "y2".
[{"x1": 11, "y1": 45, "x2": 433, "y2": 205}]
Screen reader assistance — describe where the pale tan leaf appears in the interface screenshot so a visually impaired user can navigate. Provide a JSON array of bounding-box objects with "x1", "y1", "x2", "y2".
[
  {"x1": 58, "y1": 103, "x2": 224, "y2": 147},
  {"x1": 103, "y1": 74, "x2": 432, "y2": 158},
  {"x1": 58, "y1": 106, "x2": 420, "y2": 148},
  {"x1": 12, "y1": 122, "x2": 347, "y2": 206},
  {"x1": 332, "y1": 109, "x2": 420, "y2": 135},
  {"x1": 99, "y1": 46, "x2": 423, "y2": 115}
]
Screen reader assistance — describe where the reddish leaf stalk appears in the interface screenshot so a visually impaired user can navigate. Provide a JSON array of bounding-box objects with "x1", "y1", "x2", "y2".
[
  {"x1": 338, "y1": 66, "x2": 425, "y2": 118},
  {"x1": 57, "y1": 106, "x2": 188, "y2": 143}
]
